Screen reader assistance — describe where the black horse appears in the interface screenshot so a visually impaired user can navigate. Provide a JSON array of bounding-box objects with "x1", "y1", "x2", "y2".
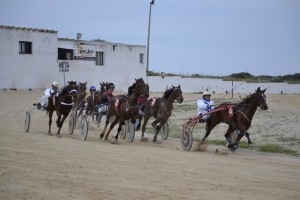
[{"x1": 47, "y1": 81, "x2": 77, "y2": 137}]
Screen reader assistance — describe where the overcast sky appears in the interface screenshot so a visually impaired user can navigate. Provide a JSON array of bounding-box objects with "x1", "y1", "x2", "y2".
[{"x1": 1, "y1": 0, "x2": 299, "y2": 76}]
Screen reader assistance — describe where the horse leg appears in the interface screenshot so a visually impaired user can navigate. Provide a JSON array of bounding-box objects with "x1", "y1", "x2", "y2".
[
  {"x1": 56, "y1": 114, "x2": 68, "y2": 137},
  {"x1": 105, "y1": 117, "x2": 120, "y2": 142},
  {"x1": 152, "y1": 119, "x2": 165, "y2": 143},
  {"x1": 140, "y1": 114, "x2": 150, "y2": 142},
  {"x1": 225, "y1": 126, "x2": 237, "y2": 152},
  {"x1": 245, "y1": 131, "x2": 252, "y2": 144},
  {"x1": 135, "y1": 115, "x2": 142, "y2": 131},
  {"x1": 199, "y1": 117, "x2": 218, "y2": 145},
  {"x1": 48, "y1": 110, "x2": 53, "y2": 135},
  {"x1": 113, "y1": 122, "x2": 123, "y2": 142},
  {"x1": 100, "y1": 115, "x2": 110, "y2": 139}
]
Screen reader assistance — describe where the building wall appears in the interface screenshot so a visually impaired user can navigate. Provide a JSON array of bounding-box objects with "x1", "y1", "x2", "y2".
[
  {"x1": 147, "y1": 76, "x2": 300, "y2": 94},
  {"x1": 57, "y1": 40, "x2": 147, "y2": 91},
  {"x1": 0, "y1": 26, "x2": 58, "y2": 89},
  {"x1": 0, "y1": 26, "x2": 147, "y2": 91}
]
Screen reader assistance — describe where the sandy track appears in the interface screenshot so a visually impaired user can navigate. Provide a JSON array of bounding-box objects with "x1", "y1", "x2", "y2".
[{"x1": 0, "y1": 90, "x2": 299, "y2": 200}]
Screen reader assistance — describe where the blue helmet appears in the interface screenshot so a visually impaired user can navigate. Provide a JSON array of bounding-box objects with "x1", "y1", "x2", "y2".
[{"x1": 90, "y1": 86, "x2": 96, "y2": 91}]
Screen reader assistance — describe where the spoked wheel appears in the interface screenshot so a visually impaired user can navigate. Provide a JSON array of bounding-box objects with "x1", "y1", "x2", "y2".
[
  {"x1": 69, "y1": 112, "x2": 76, "y2": 135},
  {"x1": 160, "y1": 122, "x2": 169, "y2": 140},
  {"x1": 80, "y1": 117, "x2": 88, "y2": 141},
  {"x1": 181, "y1": 126, "x2": 193, "y2": 151},
  {"x1": 120, "y1": 125, "x2": 127, "y2": 139},
  {"x1": 127, "y1": 121, "x2": 135, "y2": 143},
  {"x1": 24, "y1": 111, "x2": 31, "y2": 132}
]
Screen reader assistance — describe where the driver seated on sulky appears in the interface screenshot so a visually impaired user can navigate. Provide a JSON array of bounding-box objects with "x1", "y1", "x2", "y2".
[
  {"x1": 36, "y1": 81, "x2": 60, "y2": 110},
  {"x1": 197, "y1": 91, "x2": 215, "y2": 122}
]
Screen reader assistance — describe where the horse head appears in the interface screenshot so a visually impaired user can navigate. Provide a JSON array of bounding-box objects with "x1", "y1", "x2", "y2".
[
  {"x1": 172, "y1": 85, "x2": 184, "y2": 103},
  {"x1": 78, "y1": 81, "x2": 87, "y2": 92},
  {"x1": 133, "y1": 77, "x2": 148, "y2": 98},
  {"x1": 67, "y1": 81, "x2": 78, "y2": 100},
  {"x1": 100, "y1": 82, "x2": 107, "y2": 92},
  {"x1": 255, "y1": 87, "x2": 268, "y2": 110}
]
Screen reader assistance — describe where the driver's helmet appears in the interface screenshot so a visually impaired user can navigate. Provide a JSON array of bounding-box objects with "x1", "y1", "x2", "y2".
[
  {"x1": 90, "y1": 86, "x2": 96, "y2": 92},
  {"x1": 52, "y1": 81, "x2": 59, "y2": 88}
]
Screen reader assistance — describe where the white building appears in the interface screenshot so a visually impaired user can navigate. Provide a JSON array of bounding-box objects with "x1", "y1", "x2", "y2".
[{"x1": 0, "y1": 25, "x2": 147, "y2": 91}]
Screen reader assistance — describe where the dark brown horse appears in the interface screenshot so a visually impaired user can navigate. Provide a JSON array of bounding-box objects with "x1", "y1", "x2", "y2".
[
  {"x1": 139, "y1": 85, "x2": 184, "y2": 143},
  {"x1": 95, "y1": 82, "x2": 115, "y2": 124},
  {"x1": 47, "y1": 81, "x2": 77, "y2": 137},
  {"x1": 99, "y1": 78, "x2": 149, "y2": 143},
  {"x1": 200, "y1": 87, "x2": 268, "y2": 152},
  {"x1": 75, "y1": 81, "x2": 87, "y2": 118}
]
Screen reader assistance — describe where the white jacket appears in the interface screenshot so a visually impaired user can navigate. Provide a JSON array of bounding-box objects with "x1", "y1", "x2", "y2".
[{"x1": 197, "y1": 98, "x2": 215, "y2": 119}]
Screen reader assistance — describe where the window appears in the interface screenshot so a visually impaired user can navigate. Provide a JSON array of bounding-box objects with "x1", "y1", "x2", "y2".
[
  {"x1": 139, "y1": 53, "x2": 144, "y2": 64},
  {"x1": 19, "y1": 41, "x2": 32, "y2": 54},
  {"x1": 58, "y1": 48, "x2": 74, "y2": 60},
  {"x1": 96, "y1": 51, "x2": 104, "y2": 66}
]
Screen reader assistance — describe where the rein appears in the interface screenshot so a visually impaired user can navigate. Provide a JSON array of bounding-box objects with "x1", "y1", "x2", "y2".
[{"x1": 236, "y1": 110, "x2": 251, "y2": 122}]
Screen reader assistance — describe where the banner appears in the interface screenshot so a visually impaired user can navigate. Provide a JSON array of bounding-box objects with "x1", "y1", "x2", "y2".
[{"x1": 74, "y1": 44, "x2": 96, "y2": 61}]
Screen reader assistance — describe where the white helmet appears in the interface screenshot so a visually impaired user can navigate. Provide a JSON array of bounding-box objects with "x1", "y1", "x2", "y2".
[
  {"x1": 52, "y1": 81, "x2": 59, "y2": 87},
  {"x1": 203, "y1": 91, "x2": 211, "y2": 96}
]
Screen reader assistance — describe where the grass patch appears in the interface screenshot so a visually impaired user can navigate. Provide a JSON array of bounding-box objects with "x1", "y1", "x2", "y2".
[{"x1": 258, "y1": 144, "x2": 298, "y2": 155}]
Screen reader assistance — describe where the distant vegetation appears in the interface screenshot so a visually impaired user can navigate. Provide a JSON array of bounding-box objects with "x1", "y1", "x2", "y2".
[{"x1": 147, "y1": 71, "x2": 300, "y2": 84}]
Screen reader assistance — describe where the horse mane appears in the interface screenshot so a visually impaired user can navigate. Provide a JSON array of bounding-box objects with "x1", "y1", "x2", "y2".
[
  {"x1": 127, "y1": 83, "x2": 136, "y2": 96},
  {"x1": 162, "y1": 86, "x2": 174, "y2": 99},
  {"x1": 238, "y1": 93, "x2": 255, "y2": 105},
  {"x1": 60, "y1": 85, "x2": 70, "y2": 95}
]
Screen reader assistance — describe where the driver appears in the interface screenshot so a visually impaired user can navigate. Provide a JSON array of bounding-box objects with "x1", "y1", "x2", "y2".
[{"x1": 197, "y1": 91, "x2": 215, "y2": 121}]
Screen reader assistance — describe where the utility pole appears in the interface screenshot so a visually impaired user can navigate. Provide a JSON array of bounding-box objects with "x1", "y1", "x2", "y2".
[{"x1": 146, "y1": 0, "x2": 155, "y2": 76}]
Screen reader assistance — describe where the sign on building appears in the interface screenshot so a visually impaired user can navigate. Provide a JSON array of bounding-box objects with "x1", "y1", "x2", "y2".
[
  {"x1": 59, "y1": 62, "x2": 69, "y2": 72},
  {"x1": 74, "y1": 44, "x2": 96, "y2": 61}
]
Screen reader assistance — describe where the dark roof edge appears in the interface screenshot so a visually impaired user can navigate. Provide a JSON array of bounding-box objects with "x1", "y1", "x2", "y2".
[{"x1": 0, "y1": 25, "x2": 58, "y2": 33}]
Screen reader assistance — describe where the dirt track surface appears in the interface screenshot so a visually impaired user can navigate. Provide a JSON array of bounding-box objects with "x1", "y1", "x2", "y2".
[{"x1": 0, "y1": 90, "x2": 299, "y2": 200}]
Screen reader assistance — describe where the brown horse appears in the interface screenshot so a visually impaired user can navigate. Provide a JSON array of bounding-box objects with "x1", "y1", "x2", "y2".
[
  {"x1": 99, "y1": 78, "x2": 149, "y2": 143},
  {"x1": 47, "y1": 81, "x2": 77, "y2": 137},
  {"x1": 75, "y1": 81, "x2": 87, "y2": 118},
  {"x1": 95, "y1": 82, "x2": 115, "y2": 124},
  {"x1": 139, "y1": 85, "x2": 184, "y2": 143},
  {"x1": 200, "y1": 87, "x2": 268, "y2": 152}
]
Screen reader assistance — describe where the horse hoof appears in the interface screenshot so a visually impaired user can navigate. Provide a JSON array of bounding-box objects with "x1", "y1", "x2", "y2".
[
  {"x1": 139, "y1": 137, "x2": 148, "y2": 142},
  {"x1": 47, "y1": 133, "x2": 52, "y2": 136},
  {"x1": 56, "y1": 134, "x2": 62, "y2": 138},
  {"x1": 109, "y1": 138, "x2": 118, "y2": 144},
  {"x1": 228, "y1": 145, "x2": 236, "y2": 153},
  {"x1": 153, "y1": 141, "x2": 162, "y2": 144}
]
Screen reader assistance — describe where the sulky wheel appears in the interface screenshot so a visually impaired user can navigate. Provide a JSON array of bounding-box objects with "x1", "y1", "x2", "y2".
[
  {"x1": 180, "y1": 126, "x2": 193, "y2": 151},
  {"x1": 127, "y1": 121, "x2": 135, "y2": 143},
  {"x1": 24, "y1": 111, "x2": 31, "y2": 132},
  {"x1": 160, "y1": 122, "x2": 169, "y2": 140},
  {"x1": 69, "y1": 112, "x2": 76, "y2": 135},
  {"x1": 80, "y1": 117, "x2": 88, "y2": 141},
  {"x1": 120, "y1": 125, "x2": 127, "y2": 139}
]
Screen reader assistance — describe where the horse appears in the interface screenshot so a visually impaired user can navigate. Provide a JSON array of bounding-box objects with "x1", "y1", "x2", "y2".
[
  {"x1": 75, "y1": 81, "x2": 87, "y2": 118},
  {"x1": 199, "y1": 87, "x2": 268, "y2": 152},
  {"x1": 95, "y1": 82, "x2": 116, "y2": 125},
  {"x1": 47, "y1": 81, "x2": 77, "y2": 137},
  {"x1": 99, "y1": 78, "x2": 149, "y2": 143},
  {"x1": 138, "y1": 85, "x2": 184, "y2": 143}
]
